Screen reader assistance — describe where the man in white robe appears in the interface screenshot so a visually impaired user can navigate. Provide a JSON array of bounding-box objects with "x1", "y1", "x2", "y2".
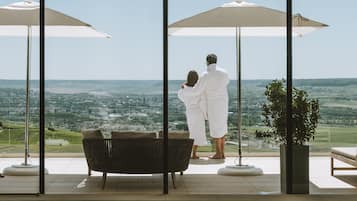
[{"x1": 182, "y1": 54, "x2": 229, "y2": 159}]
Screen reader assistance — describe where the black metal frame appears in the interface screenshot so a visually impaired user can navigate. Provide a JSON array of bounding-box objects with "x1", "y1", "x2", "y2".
[
  {"x1": 162, "y1": 0, "x2": 169, "y2": 195},
  {"x1": 286, "y1": 0, "x2": 293, "y2": 194},
  {"x1": 39, "y1": 0, "x2": 45, "y2": 194}
]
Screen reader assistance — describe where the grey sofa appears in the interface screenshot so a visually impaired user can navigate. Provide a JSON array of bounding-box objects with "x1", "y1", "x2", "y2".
[
  {"x1": 158, "y1": 131, "x2": 190, "y2": 139},
  {"x1": 111, "y1": 131, "x2": 157, "y2": 139},
  {"x1": 82, "y1": 136, "x2": 193, "y2": 189},
  {"x1": 81, "y1": 129, "x2": 104, "y2": 176}
]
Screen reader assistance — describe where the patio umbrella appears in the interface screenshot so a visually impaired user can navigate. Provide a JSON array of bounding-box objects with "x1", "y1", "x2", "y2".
[
  {"x1": 0, "y1": 0, "x2": 110, "y2": 176},
  {"x1": 169, "y1": 0, "x2": 327, "y2": 175}
]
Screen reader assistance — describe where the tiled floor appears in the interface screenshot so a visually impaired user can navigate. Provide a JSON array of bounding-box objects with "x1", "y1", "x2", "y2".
[{"x1": 0, "y1": 157, "x2": 357, "y2": 194}]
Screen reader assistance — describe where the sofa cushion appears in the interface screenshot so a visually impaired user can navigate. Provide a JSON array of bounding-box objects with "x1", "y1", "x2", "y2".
[
  {"x1": 111, "y1": 131, "x2": 157, "y2": 139},
  {"x1": 158, "y1": 131, "x2": 190, "y2": 139},
  {"x1": 81, "y1": 129, "x2": 103, "y2": 139},
  {"x1": 331, "y1": 147, "x2": 357, "y2": 160}
]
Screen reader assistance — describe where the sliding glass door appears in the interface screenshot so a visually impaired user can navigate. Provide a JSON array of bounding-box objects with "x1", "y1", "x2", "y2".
[
  {"x1": 0, "y1": 0, "x2": 41, "y2": 194},
  {"x1": 293, "y1": 0, "x2": 357, "y2": 194},
  {"x1": 44, "y1": 0, "x2": 164, "y2": 194},
  {"x1": 167, "y1": 0, "x2": 286, "y2": 194}
]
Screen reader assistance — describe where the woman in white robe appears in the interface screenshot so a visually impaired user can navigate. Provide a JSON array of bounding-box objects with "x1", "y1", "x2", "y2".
[{"x1": 178, "y1": 70, "x2": 207, "y2": 159}]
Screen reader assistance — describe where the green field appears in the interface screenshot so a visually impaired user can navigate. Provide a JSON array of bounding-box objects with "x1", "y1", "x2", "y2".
[{"x1": 1, "y1": 122, "x2": 356, "y2": 154}]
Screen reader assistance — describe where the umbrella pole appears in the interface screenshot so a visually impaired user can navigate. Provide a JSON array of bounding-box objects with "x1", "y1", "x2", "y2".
[
  {"x1": 217, "y1": 27, "x2": 262, "y2": 176},
  {"x1": 1, "y1": 26, "x2": 42, "y2": 175},
  {"x1": 217, "y1": 27, "x2": 263, "y2": 176},
  {"x1": 24, "y1": 26, "x2": 32, "y2": 166},
  {"x1": 236, "y1": 27, "x2": 242, "y2": 166}
]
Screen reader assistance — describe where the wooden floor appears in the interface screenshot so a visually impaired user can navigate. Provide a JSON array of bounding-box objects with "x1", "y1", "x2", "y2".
[
  {"x1": 1, "y1": 173, "x2": 357, "y2": 195},
  {"x1": 1, "y1": 157, "x2": 357, "y2": 200},
  {"x1": 1, "y1": 194, "x2": 357, "y2": 201}
]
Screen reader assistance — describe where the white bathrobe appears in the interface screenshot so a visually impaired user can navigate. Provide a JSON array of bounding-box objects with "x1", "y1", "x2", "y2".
[
  {"x1": 182, "y1": 64, "x2": 229, "y2": 138},
  {"x1": 178, "y1": 87, "x2": 207, "y2": 146}
]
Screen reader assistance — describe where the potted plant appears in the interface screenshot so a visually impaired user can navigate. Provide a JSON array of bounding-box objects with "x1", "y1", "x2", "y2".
[{"x1": 261, "y1": 80, "x2": 320, "y2": 194}]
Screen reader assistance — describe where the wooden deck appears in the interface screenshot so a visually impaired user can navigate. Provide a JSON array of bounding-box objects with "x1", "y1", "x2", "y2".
[{"x1": 1, "y1": 157, "x2": 357, "y2": 195}]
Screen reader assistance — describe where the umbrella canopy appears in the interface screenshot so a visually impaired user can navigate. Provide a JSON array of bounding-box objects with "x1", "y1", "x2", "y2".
[
  {"x1": 169, "y1": 0, "x2": 327, "y2": 37},
  {"x1": 0, "y1": 1, "x2": 110, "y2": 38}
]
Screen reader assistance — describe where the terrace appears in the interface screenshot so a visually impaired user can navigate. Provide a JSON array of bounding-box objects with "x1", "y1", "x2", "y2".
[
  {"x1": 1, "y1": 154, "x2": 357, "y2": 195},
  {"x1": 1, "y1": 0, "x2": 357, "y2": 200}
]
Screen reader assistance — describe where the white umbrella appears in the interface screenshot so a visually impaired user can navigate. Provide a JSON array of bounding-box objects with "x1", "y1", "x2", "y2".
[
  {"x1": 169, "y1": 0, "x2": 327, "y2": 175},
  {"x1": 0, "y1": 1, "x2": 110, "y2": 38},
  {"x1": 0, "y1": 1, "x2": 110, "y2": 175}
]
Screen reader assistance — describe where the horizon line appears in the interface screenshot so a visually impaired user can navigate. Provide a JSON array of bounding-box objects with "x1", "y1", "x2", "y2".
[{"x1": 2, "y1": 77, "x2": 357, "y2": 81}]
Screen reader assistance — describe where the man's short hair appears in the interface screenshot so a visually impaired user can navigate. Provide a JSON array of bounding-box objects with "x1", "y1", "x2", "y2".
[{"x1": 206, "y1": 54, "x2": 217, "y2": 65}]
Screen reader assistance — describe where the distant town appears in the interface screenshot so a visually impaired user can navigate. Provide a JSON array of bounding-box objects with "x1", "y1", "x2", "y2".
[{"x1": 1, "y1": 79, "x2": 357, "y2": 139}]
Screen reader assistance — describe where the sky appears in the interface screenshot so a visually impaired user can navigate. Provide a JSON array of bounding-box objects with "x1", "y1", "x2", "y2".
[{"x1": 0, "y1": 0, "x2": 356, "y2": 80}]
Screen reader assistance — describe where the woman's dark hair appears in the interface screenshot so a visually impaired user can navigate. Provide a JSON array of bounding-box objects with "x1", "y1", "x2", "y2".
[{"x1": 186, "y1": 70, "x2": 199, "y2": 87}]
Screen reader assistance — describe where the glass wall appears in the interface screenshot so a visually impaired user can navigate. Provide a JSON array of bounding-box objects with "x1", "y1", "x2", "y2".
[
  {"x1": 45, "y1": 0, "x2": 163, "y2": 194},
  {"x1": 4, "y1": 0, "x2": 353, "y2": 195},
  {"x1": 0, "y1": 0, "x2": 40, "y2": 194},
  {"x1": 168, "y1": 0, "x2": 285, "y2": 194},
  {"x1": 293, "y1": 0, "x2": 357, "y2": 194}
]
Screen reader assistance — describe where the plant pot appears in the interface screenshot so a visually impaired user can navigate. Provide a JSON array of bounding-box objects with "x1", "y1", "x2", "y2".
[{"x1": 280, "y1": 144, "x2": 309, "y2": 194}]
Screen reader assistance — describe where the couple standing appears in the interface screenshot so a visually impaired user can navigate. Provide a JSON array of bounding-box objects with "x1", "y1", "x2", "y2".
[{"x1": 178, "y1": 54, "x2": 229, "y2": 159}]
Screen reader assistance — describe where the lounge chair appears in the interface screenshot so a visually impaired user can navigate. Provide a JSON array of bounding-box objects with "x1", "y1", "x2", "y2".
[{"x1": 330, "y1": 147, "x2": 357, "y2": 176}]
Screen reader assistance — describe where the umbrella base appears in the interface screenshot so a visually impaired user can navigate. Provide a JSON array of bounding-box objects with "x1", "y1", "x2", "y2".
[
  {"x1": 218, "y1": 164, "x2": 263, "y2": 176},
  {"x1": 3, "y1": 164, "x2": 48, "y2": 176}
]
